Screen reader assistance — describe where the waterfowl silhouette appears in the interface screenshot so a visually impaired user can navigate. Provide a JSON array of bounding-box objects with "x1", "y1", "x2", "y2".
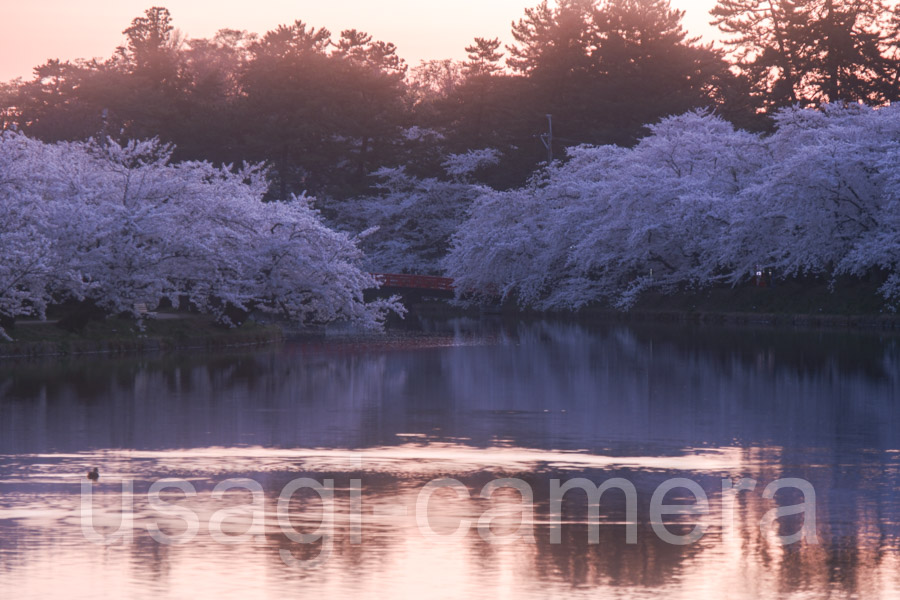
[{"x1": 87, "y1": 467, "x2": 99, "y2": 481}]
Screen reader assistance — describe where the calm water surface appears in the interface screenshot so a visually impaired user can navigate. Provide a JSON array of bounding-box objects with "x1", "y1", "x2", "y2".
[{"x1": 0, "y1": 318, "x2": 899, "y2": 599}]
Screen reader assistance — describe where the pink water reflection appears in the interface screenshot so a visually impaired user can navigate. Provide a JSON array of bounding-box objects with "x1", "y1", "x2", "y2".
[{"x1": 1, "y1": 442, "x2": 898, "y2": 599}]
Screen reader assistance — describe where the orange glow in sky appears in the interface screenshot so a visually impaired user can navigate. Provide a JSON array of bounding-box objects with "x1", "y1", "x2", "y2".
[{"x1": 0, "y1": 0, "x2": 719, "y2": 82}]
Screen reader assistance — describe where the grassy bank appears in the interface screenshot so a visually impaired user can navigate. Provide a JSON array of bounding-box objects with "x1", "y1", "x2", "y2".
[{"x1": 0, "y1": 313, "x2": 283, "y2": 358}]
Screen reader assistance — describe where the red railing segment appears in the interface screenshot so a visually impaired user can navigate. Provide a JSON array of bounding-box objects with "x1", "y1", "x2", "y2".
[{"x1": 371, "y1": 273, "x2": 455, "y2": 291}]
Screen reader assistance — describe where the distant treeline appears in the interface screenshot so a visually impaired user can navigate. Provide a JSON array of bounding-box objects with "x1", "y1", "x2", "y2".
[{"x1": 2, "y1": 0, "x2": 900, "y2": 199}]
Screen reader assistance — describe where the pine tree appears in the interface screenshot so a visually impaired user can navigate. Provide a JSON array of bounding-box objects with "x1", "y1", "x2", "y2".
[
  {"x1": 712, "y1": 0, "x2": 900, "y2": 109},
  {"x1": 119, "y1": 6, "x2": 182, "y2": 82},
  {"x1": 507, "y1": 0, "x2": 598, "y2": 83},
  {"x1": 595, "y1": 0, "x2": 730, "y2": 142},
  {"x1": 711, "y1": 0, "x2": 810, "y2": 108},
  {"x1": 463, "y1": 37, "x2": 505, "y2": 77},
  {"x1": 805, "y1": 0, "x2": 897, "y2": 104}
]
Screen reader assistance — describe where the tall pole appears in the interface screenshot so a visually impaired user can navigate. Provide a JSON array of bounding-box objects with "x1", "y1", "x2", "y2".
[{"x1": 540, "y1": 114, "x2": 554, "y2": 163}]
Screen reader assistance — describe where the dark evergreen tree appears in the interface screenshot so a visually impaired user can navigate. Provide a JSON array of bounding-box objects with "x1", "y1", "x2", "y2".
[
  {"x1": 805, "y1": 0, "x2": 898, "y2": 104},
  {"x1": 505, "y1": 0, "x2": 731, "y2": 147},
  {"x1": 175, "y1": 29, "x2": 252, "y2": 163},
  {"x1": 463, "y1": 37, "x2": 505, "y2": 77},
  {"x1": 10, "y1": 60, "x2": 103, "y2": 141},
  {"x1": 332, "y1": 29, "x2": 408, "y2": 184},
  {"x1": 712, "y1": 0, "x2": 900, "y2": 109},
  {"x1": 592, "y1": 0, "x2": 731, "y2": 143}
]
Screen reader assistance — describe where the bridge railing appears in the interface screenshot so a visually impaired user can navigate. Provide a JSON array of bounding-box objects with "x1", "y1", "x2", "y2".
[{"x1": 371, "y1": 273, "x2": 455, "y2": 291}]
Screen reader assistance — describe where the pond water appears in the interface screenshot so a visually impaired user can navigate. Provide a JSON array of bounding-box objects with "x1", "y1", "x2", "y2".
[{"x1": 0, "y1": 318, "x2": 898, "y2": 599}]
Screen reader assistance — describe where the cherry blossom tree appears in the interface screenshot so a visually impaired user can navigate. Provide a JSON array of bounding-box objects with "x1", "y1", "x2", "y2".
[
  {"x1": 446, "y1": 111, "x2": 766, "y2": 308},
  {"x1": 731, "y1": 104, "x2": 900, "y2": 282},
  {"x1": 446, "y1": 105, "x2": 900, "y2": 311},
  {"x1": 0, "y1": 131, "x2": 401, "y2": 339},
  {"x1": 332, "y1": 149, "x2": 499, "y2": 274}
]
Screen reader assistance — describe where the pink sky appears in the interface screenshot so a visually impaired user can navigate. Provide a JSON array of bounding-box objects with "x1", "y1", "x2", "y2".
[{"x1": 0, "y1": 0, "x2": 719, "y2": 82}]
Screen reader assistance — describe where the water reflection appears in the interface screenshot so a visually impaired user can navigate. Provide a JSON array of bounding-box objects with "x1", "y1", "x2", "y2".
[{"x1": 0, "y1": 319, "x2": 899, "y2": 599}]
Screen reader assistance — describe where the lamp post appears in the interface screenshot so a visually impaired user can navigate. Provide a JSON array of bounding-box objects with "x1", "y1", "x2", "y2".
[{"x1": 540, "y1": 114, "x2": 553, "y2": 163}]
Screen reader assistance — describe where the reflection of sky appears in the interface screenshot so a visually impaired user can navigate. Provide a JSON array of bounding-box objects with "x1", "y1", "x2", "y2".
[
  {"x1": 0, "y1": 443, "x2": 899, "y2": 599},
  {"x1": 0, "y1": 444, "x2": 749, "y2": 478},
  {"x1": 0, "y1": 319, "x2": 899, "y2": 598}
]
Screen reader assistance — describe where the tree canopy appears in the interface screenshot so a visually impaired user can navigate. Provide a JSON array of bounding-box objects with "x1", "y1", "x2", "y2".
[
  {"x1": 6, "y1": 1, "x2": 897, "y2": 195},
  {"x1": 0, "y1": 2, "x2": 787, "y2": 197},
  {"x1": 4, "y1": 2, "x2": 900, "y2": 321},
  {"x1": 445, "y1": 105, "x2": 900, "y2": 310},
  {"x1": 0, "y1": 132, "x2": 401, "y2": 339},
  {"x1": 712, "y1": 0, "x2": 900, "y2": 109}
]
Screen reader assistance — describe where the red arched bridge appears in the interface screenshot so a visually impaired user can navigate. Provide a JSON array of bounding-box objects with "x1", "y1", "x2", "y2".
[
  {"x1": 370, "y1": 273, "x2": 455, "y2": 293},
  {"x1": 369, "y1": 274, "x2": 501, "y2": 305}
]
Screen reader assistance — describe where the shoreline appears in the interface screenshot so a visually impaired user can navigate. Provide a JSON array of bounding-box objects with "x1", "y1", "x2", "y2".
[
  {"x1": 3, "y1": 302, "x2": 899, "y2": 360},
  {"x1": 0, "y1": 315, "x2": 284, "y2": 359},
  {"x1": 572, "y1": 307, "x2": 900, "y2": 330},
  {"x1": 410, "y1": 300, "x2": 900, "y2": 331}
]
